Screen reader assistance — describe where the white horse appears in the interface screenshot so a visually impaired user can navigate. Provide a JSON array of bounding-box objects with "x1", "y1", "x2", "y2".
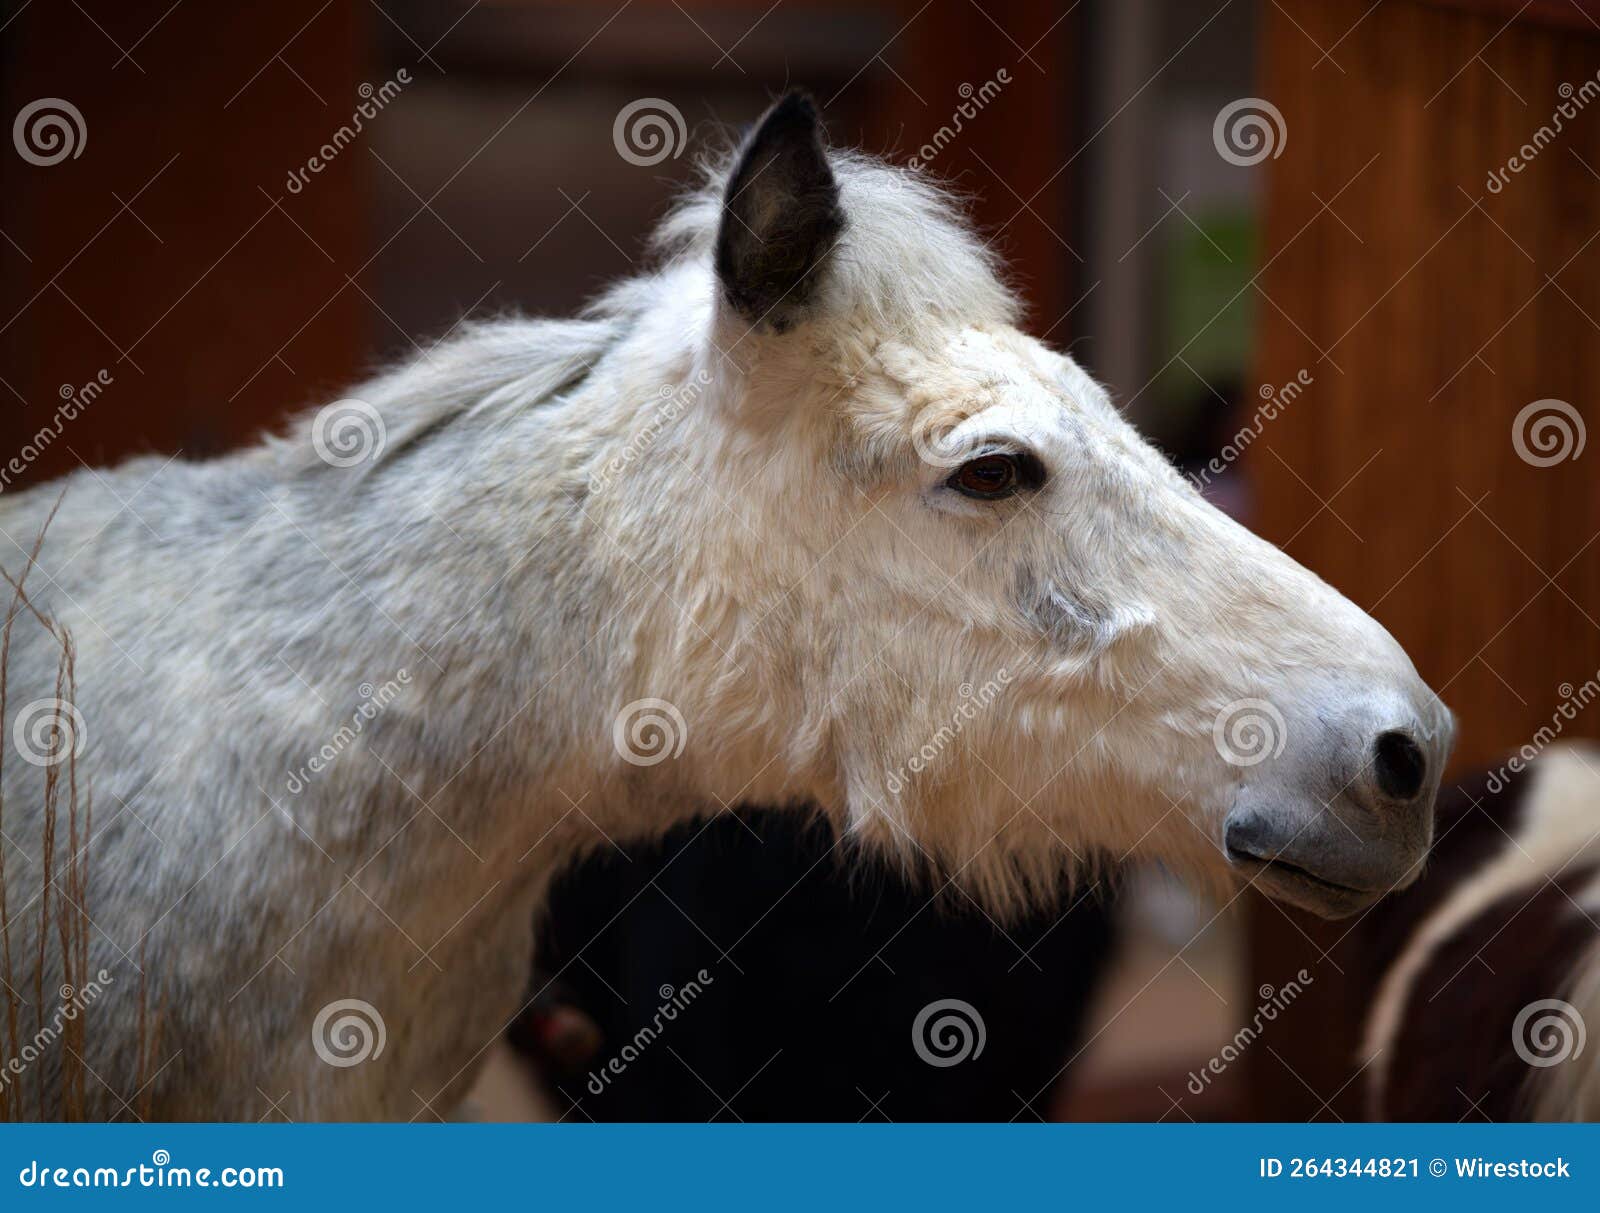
[{"x1": 0, "y1": 92, "x2": 1452, "y2": 1120}]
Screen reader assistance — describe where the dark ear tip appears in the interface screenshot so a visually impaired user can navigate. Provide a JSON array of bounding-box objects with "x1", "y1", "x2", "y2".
[
  {"x1": 771, "y1": 88, "x2": 820, "y2": 119},
  {"x1": 716, "y1": 87, "x2": 841, "y2": 329},
  {"x1": 750, "y1": 89, "x2": 826, "y2": 144}
]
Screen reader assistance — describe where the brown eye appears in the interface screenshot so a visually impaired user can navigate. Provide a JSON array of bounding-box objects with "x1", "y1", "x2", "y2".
[{"x1": 951, "y1": 453, "x2": 1020, "y2": 499}]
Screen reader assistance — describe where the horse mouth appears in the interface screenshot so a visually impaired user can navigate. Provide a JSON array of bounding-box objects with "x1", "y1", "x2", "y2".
[{"x1": 1225, "y1": 847, "x2": 1382, "y2": 919}]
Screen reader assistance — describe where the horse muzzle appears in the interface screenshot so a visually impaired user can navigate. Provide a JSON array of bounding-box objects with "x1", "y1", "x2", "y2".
[{"x1": 1222, "y1": 698, "x2": 1455, "y2": 918}]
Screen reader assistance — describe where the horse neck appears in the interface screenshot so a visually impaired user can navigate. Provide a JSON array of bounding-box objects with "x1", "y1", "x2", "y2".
[
  {"x1": 255, "y1": 408, "x2": 630, "y2": 892},
  {"x1": 268, "y1": 313, "x2": 794, "y2": 890}
]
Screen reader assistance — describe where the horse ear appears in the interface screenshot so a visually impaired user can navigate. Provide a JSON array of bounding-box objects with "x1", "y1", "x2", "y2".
[{"x1": 715, "y1": 90, "x2": 844, "y2": 332}]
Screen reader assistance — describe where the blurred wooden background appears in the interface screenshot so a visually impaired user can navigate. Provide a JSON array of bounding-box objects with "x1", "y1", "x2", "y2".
[{"x1": 1246, "y1": 0, "x2": 1600, "y2": 1118}]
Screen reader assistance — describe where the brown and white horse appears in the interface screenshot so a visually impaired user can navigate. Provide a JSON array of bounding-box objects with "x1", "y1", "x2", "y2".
[{"x1": 1362, "y1": 742, "x2": 1600, "y2": 1120}]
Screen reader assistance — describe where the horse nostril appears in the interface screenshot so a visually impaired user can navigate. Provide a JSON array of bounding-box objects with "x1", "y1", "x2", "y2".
[{"x1": 1373, "y1": 730, "x2": 1427, "y2": 801}]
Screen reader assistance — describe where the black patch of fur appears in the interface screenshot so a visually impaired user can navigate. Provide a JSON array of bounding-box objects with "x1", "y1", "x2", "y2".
[{"x1": 715, "y1": 91, "x2": 845, "y2": 332}]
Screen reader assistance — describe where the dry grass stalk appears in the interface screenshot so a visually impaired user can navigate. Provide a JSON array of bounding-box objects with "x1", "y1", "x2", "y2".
[{"x1": 0, "y1": 501, "x2": 137, "y2": 1121}]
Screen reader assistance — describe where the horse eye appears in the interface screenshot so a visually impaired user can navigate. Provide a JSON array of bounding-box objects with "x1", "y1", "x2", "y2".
[{"x1": 950, "y1": 453, "x2": 1021, "y2": 499}]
